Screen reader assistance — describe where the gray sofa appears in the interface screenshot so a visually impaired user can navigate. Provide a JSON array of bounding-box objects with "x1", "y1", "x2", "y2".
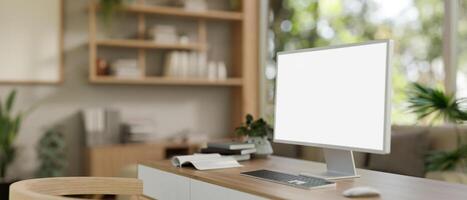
[{"x1": 273, "y1": 125, "x2": 464, "y2": 178}]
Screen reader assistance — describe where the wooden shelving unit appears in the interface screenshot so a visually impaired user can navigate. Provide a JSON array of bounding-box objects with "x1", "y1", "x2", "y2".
[
  {"x1": 96, "y1": 39, "x2": 202, "y2": 50},
  {"x1": 88, "y1": 0, "x2": 259, "y2": 126},
  {"x1": 122, "y1": 4, "x2": 244, "y2": 21},
  {"x1": 90, "y1": 76, "x2": 243, "y2": 86}
]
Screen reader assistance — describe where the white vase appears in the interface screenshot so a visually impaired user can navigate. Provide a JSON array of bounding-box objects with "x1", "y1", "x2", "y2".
[
  {"x1": 217, "y1": 61, "x2": 227, "y2": 80},
  {"x1": 248, "y1": 136, "x2": 273, "y2": 157}
]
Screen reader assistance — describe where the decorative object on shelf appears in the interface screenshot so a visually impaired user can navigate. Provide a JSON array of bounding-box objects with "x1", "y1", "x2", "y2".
[
  {"x1": 217, "y1": 61, "x2": 227, "y2": 80},
  {"x1": 36, "y1": 128, "x2": 67, "y2": 178},
  {"x1": 407, "y1": 83, "x2": 467, "y2": 172},
  {"x1": 0, "y1": 90, "x2": 34, "y2": 199},
  {"x1": 235, "y1": 114, "x2": 274, "y2": 157},
  {"x1": 96, "y1": 58, "x2": 110, "y2": 76},
  {"x1": 179, "y1": 32, "x2": 190, "y2": 44}
]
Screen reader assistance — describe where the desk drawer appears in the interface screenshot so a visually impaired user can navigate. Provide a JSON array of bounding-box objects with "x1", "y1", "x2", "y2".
[
  {"x1": 138, "y1": 165, "x2": 190, "y2": 200},
  {"x1": 190, "y1": 179, "x2": 266, "y2": 200}
]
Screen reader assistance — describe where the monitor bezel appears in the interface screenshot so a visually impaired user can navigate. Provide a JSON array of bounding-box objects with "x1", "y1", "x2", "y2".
[{"x1": 273, "y1": 39, "x2": 393, "y2": 154}]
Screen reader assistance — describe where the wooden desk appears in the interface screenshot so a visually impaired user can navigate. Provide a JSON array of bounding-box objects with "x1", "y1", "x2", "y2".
[{"x1": 138, "y1": 156, "x2": 467, "y2": 200}]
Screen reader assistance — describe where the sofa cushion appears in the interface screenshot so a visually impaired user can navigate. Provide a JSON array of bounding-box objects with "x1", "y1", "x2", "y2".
[{"x1": 367, "y1": 129, "x2": 429, "y2": 177}]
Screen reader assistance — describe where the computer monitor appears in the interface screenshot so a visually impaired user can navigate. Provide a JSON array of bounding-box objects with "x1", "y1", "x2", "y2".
[{"x1": 274, "y1": 40, "x2": 393, "y2": 180}]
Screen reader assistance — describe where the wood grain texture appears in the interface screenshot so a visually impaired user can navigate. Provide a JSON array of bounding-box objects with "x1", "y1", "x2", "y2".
[
  {"x1": 90, "y1": 76, "x2": 243, "y2": 86},
  {"x1": 86, "y1": 142, "x2": 200, "y2": 177},
  {"x1": 88, "y1": 0, "x2": 98, "y2": 81},
  {"x1": 241, "y1": 0, "x2": 260, "y2": 118},
  {"x1": 121, "y1": 4, "x2": 243, "y2": 21},
  {"x1": 9, "y1": 177, "x2": 143, "y2": 200},
  {"x1": 140, "y1": 156, "x2": 467, "y2": 200},
  {"x1": 96, "y1": 39, "x2": 202, "y2": 50}
]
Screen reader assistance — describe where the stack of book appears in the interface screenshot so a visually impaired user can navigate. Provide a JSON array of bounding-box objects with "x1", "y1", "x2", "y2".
[
  {"x1": 201, "y1": 142, "x2": 256, "y2": 161},
  {"x1": 149, "y1": 25, "x2": 178, "y2": 44},
  {"x1": 111, "y1": 59, "x2": 142, "y2": 78},
  {"x1": 120, "y1": 118, "x2": 158, "y2": 143}
]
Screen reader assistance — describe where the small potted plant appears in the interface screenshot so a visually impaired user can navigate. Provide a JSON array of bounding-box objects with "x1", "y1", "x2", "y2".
[
  {"x1": 36, "y1": 128, "x2": 68, "y2": 178},
  {"x1": 235, "y1": 114, "x2": 274, "y2": 157}
]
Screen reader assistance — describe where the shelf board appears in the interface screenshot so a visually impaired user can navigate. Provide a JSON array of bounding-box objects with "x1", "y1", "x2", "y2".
[
  {"x1": 121, "y1": 4, "x2": 243, "y2": 21},
  {"x1": 90, "y1": 76, "x2": 243, "y2": 86},
  {"x1": 96, "y1": 39, "x2": 201, "y2": 50}
]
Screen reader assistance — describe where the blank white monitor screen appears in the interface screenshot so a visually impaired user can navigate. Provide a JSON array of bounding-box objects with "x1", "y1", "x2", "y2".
[{"x1": 274, "y1": 41, "x2": 391, "y2": 154}]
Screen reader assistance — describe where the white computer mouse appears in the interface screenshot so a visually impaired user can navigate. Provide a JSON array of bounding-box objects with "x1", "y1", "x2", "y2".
[{"x1": 342, "y1": 186, "x2": 380, "y2": 198}]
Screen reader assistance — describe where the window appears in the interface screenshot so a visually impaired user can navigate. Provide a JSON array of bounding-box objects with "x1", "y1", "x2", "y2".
[
  {"x1": 458, "y1": 0, "x2": 467, "y2": 97},
  {"x1": 261, "y1": 0, "x2": 462, "y2": 125}
]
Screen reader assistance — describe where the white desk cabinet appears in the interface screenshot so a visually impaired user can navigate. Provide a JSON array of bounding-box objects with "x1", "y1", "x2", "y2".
[
  {"x1": 138, "y1": 165, "x2": 190, "y2": 200},
  {"x1": 138, "y1": 165, "x2": 265, "y2": 200},
  {"x1": 138, "y1": 156, "x2": 467, "y2": 200},
  {"x1": 190, "y1": 179, "x2": 266, "y2": 200}
]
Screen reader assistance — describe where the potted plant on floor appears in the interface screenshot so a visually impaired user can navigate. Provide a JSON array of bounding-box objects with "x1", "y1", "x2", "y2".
[
  {"x1": 235, "y1": 114, "x2": 274, "y2": 157},
  {"x1": 0, "y1": 90, "x2": 30, "y2": 199},
  {"x1": 407, "y1": 83, "x2": 467, "y2": 178}
]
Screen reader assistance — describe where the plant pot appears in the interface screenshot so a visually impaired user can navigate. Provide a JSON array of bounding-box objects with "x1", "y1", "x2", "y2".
[
  {"x1": 0, "y1": 181, "x2": 14, "y2": 199},
  {"x1": 247, "y1": 136, "x2": 273, "y2": 157}
]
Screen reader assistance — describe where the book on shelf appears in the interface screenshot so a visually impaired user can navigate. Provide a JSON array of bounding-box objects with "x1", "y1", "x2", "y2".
[
  {"x1": 200, "y1": 147, "x2": 256, "y2": 155},
  {"x1": 207, "y1": 142, "x2": 255, "y2": 150},
  {"x1": 82, "y1": 108, "x2": 121, "y2": 147}
]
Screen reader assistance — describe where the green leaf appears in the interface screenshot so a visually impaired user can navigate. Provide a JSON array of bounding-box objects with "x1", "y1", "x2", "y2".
[
  {"x1": 5, "y1": 90, "x2": 17, "y2": 114},
  {"x1": 246, "y1": 114, "x2": 253, "y2": 125}
]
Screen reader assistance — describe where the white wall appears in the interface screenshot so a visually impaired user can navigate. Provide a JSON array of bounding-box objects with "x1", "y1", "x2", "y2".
[{"x1": 0, "y1": 0, "x2": 233, "y2": 179}]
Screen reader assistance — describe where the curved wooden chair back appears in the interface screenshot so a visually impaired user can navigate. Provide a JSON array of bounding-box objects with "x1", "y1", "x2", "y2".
[{"x1": 9, "y1": 177, "x2": 144, "y2": 200}]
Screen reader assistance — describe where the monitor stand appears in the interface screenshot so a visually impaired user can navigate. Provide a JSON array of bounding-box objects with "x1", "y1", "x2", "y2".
[{"x1": 300, "y1": 148, "x2": 360, "y2": 180}]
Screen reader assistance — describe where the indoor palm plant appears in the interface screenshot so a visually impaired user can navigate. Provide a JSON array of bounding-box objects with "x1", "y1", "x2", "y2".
[
  {"x1": 0, "y1": 90, "x2": 28, "y2": 199},
  {"x1": 235, "y1": 114, "x2": 274, "y2": 156},
  {"x1": 407, "y1": 83, "x2": 467, "y2": 172}
]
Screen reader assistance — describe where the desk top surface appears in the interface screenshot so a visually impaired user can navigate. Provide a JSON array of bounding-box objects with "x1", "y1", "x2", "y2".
[{"x1": 141, "y1": 156, "x2": 467, "y2": 200}]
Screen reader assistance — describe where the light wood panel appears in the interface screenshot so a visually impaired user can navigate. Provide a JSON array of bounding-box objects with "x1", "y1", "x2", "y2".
[
  {"x1": 121, "y1": 4, "x2": 243, "y2": 21},
  {"x1": 96, "y1": 39, "x2": 202, "y2": 50},
  {"x1": 90, "y1": 76, "x2": 243, "y2": 86},
  {"x1": 10, "y1": 177, "x2": 143, "y2": 200},
  {"x1": 231, "y1": 0, "x2": 260, "y2": 129},
  {"x1": 89, "y1": 1, "x2": 98, "y2": 80},
  {"x1": 86, "y1": 142, "x2": 200, "y2": 177},
  {"x1": 141, "y1": 156, "x2": 467, "y2": 200}
]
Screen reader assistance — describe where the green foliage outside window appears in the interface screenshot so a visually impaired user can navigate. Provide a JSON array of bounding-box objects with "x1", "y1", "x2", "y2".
[{"x1": 265, "y1": 0, "x2": 452, "y2": 125}]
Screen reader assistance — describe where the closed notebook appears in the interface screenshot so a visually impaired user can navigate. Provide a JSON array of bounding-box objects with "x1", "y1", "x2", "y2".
[
  {"x1": 207, "y1": 142, "x2": 255, "y2": 150},
  {"x1": 200, "y1": 147, "x2": 256, "y2": 155},
  {"x1": 171, "y1": 154, "x2": 242, "y2": 170}
]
